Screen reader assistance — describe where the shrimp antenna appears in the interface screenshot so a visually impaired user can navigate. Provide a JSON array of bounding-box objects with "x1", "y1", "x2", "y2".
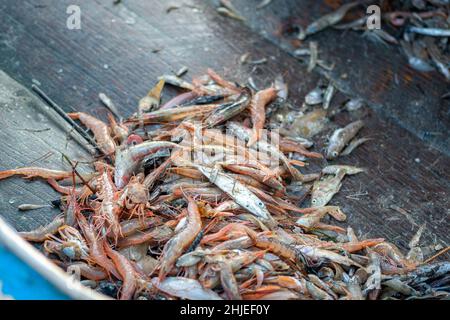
[
  {"x1": 61, "y1": 153, "x2": 96, "y2": 194},
  {"x1": 31, "y1": 84, "x2": 101, "y2": 155}
]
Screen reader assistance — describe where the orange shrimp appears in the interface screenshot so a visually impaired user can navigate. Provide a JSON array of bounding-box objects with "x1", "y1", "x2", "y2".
[
  {"x1": 167, "y1": 167, "x2": 204, "y2": 180},
  {"x1": 104, "y1": 245, "x2": 137, "y2": 300},
  {"x1": 241, "y1": 285, "x2": 284, "y2": 300},
  {"x1": 0, "y1": 167, "x2": 73, "y2": 181},
  {"x1": 342, "y1": 238, "x2": 385, "y2": 253},
  {"x1": 158, "y1": 198, "x2": 202, "y2": 281},
  {"x1": 19, "y1": 216, "x2": 65, "y2": 242},
  {"x1": 247, "y1": 186, "x2": 304, "y2": 214},
  {"x1": 92, "y1": 163, "x2": 122, "y2": 242},
  {"x1": 126, "y1": 104, "x2": 218, "y2": 124},
  {"x1": 223, "y1": 164, "x2": 284, "y2": 193},
  {"x1": 314, "y1": 223, "x2": 347, "y2": 234},
  {"x1": 76, "y1": 211, "x2": 121, "y2": 280},
  {"x1": 206, "y1": 68, "x2": 241, "y2": 93},
  {"x1": 248, "y1": 87, "x2": 277, "y2": 146},
  {"x1": 68, "y1": 112, "x2": 116, "y2": 156},
  {"x1": 107, "y1": 113, "x2": 129, "y2": 144},
  {"x1": 117, "y1": 174, "x2": 151, "y2": 221},
  {"x1": 117, "y1": 225, "x2": 173, "y2": 248},
  {"x1": 245, "y1": 229, "x2": 309, "y2": 268},
  {"x1": 66, "y1": 262, "x2": 107, "y2": 281},
  {"x1": 264, "y1": 276, "x2": 306, "y2": 292},
  {"x1": 279, "y1": 138, "x2": 323, "y2": 159},
  {"x1": 220, "y1": 261, "x2": 242, "y2": 300},
  {"x1": 200, "y1": 223, "x2": 250, "y2": 244},
  {"x1": 47, "y1": 178, "x2": 94, "y2": 206},
  {"x1": 143, "y1": 157, "x2": 173, "y2": 190},
  {"x1": 118, "y1": 217, "x2": 163, "y2": 238}
]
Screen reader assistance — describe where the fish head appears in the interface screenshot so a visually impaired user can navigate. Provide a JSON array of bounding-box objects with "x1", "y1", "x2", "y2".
[{"x1": 325, "y1": 149, "x2": 339, "y2": 160}]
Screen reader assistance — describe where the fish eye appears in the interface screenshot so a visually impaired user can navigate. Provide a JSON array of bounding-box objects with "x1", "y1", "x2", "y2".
[
  {"x1": 332, "y1": 151, "x2": 339, "y2": 157},
  {"x1": 311, "y1": 199, "x2": 317, "y2": 204}
]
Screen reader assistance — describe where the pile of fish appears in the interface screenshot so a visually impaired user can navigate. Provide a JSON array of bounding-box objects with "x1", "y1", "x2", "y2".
[
  {"x1": 289, "y1": 0, "x2": 450, "y2": 80},
  {"x1": 0, "y1": 68, "x2": 448, "y2": 300}
]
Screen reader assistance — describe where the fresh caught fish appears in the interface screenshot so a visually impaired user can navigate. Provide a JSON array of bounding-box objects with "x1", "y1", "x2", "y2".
[
  {"x1": 341, "y1": 137, "x2": 372, "y2": 156},
  {"x1": 322, "y1": 82, "x2": 335, "y2": 110},
  {"x1": 286, "y1": 109, "x2": 328, "y2": 138},
  {"x1": 305, "y1": 88, "x2": 324, "y2": 105},
  {"x1": 158, "y1": 198, "x2": 202, "y2": 280},
  {"x1": 344, "y1": 98, "x2": 364, "y2": 111},
  {"x1": 195, "y1": 164, "x2": 277, "y2": 228},
  {"x1": 99, "y1": 93, "x2": 122, "y2": 121},
  {"x1": 311, "y1": 169, "x2": 346, "y2": 207},
  {"x1": 152, "y1": 277, "x2": 223, "y2": 300},
  {"x1": 158, "y1": 75, "x2": 195, "y2": 91},
  {"x1": 17, "y1": 203, "x2": 52, "y2": 211},
  {"x1": 326, "y1": 120, "x2": 364, "y2": 160},
  {"x1": 138, "y1": 79, "x2": 165, "y2": 114},
  {"x1": 408, "y1": 27, "x2": 450, "y2": 37},
  {"x1": 302, "y1": 2, "x2": 360, "y2": 39},
  {"x1": 114, "y1": 140, "x2": 180, "y2": 188},
  {"x1": 322, "y1": 165, "x2": 365, "y2": 176},
  {"x1": 204, "y1": 88, "x2": 251, "y2": 127}
]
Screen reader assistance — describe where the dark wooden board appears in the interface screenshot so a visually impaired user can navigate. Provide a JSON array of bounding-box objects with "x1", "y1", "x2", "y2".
[
  {"x1": 205, "y1": 0, "x2": 450, "y2": 154},
  {"x1": 0, "y1": 0, "x2": 448, "y2": 258},
  {"x1": 0, "y1": 70, "x2": 93, "y2": 231}
]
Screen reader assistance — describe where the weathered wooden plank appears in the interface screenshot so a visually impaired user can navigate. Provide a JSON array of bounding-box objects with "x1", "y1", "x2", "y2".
[
  {"x1": 0, "y1": 70, "x2": 93, "y2": 231},
  {"x1": 203, "y1": 0, "x2": 450, "y2": 154}
]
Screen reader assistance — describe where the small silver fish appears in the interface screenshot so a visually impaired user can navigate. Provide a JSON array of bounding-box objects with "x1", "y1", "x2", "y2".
[
  {"x1": 408, "y1": 27, "x2": 450, "y2": 37},
  {"x1": 217, "y1": 7, "x2": 245, "y2": 21},
  {"x1": 195, "y1": 164, "x2": 277, "y2": 228},
  {"x1": 99, "y1": 93, "x2": 122, "y2": 120},
  {"x1": 311, "y1": 169, "x2": 346, "y2": 207},
  {"x1": 326, "y1": 120, "x2": 364, "y2": 159},
  {"x1": 307, "y1": 41, "x2": 318, "y2": 72},
  {"x1": 158, "y1": 75, "x2": 195, "y2": 91},
  {"x1": 344, "y1": 98, "x2": 364, "y2": 111},
  {"x1": 322, "y1": 82, "x2": 335, "y2": 110},
  {"x1": 175, "y1": 66, "x2": 188, "y2": 77},
  {"x1": 303, "y1": 2, "x2": 359, "y2": 38},
  {"x1": 305, "y1": 87, "x2": 324, "y2": 105},
  {"x1": 322, "y1": 165, "x2": 365, "y2": 176},
  {"x1": 18, "y1": 204, "x2": 52, "y2": 211},
  {"x1": 341, "y1": 137, "x2": 372, "y2": 156}
]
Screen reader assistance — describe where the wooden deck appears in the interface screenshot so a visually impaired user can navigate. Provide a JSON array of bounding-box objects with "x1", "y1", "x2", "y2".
[{"x1": 0, "y1": 0, "x2": 448, "y2": 257}]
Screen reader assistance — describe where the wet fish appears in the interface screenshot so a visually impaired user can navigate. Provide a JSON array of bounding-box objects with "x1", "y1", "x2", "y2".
[
  {"x1": 322, "y1": 82, "x2": 335, "y2": 110},
  {"x1": 311, "y1": 169, "x2": 346, "y2": 207},
  {"x1": 344, "y1": 98, "x2": 364, "y2": 111},
  {"x1": 322, "y1": 165, "x2": 365, "y2": 176},
  {"x1": 341, "y1": 137, "x2": 372, "y2": 156},
  {"x1": 305, "y1": 88, "x2": 323, "y2": 105},
  {"x1": 195, "y1": 164, "x2": 277, "y2": 228},
  {"x1": 302, "y1": 2, "x2": 360, "y2": 39},
  {"x1": 158, "y1": 75, "x2": 195, "y2": 91},
  {"x1": 99, "y1": 93, "x2": 122, "y2": 120},
  {"x1": 326, "y1": 120, "x2": 364, "y2": 160},
  {"x1": 152, "y1": 277, "x2": 223, "y2": 300},
  {"x1": 287, "y1": 109, "x2": 328, "y2": 138},
  {"x1": 408, "y1": 27, "x2": 450, "y2": 37},
  {"x1": 138, "y1": 79, "x2": 165, "y2": 114},
  {"x1": 18, "y1": 203, "x2": 52, "y2": 211},
  {"x1": 204, "y1": 88, "x2": 251, "y2": 127}
]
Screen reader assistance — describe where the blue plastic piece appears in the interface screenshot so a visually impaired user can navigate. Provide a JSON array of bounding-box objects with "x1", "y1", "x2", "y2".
[{"x1": 0, "y1": 243, "x2": 71, "y2": 300}]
